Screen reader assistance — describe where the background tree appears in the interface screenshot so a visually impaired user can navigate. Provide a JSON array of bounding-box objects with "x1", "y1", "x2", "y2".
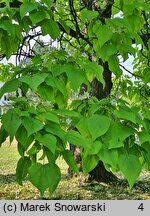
[{"x1": 0, "y1": 0, "x2": 150, "y2": 196}]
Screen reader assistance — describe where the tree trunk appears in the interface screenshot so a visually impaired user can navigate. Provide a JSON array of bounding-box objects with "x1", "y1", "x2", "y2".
[
  {"x1": 88, "y1": 161, "x2": 117, "y2": 182},
  {"x1": 69, "y1": 62, "x2": 117, "y2": 182},
  {"x1": 88, "y1": 61, "x2": 117, "y2": 182},
  {"x1": 69, "y1": 1, "x2": 117, "y2": 182}
]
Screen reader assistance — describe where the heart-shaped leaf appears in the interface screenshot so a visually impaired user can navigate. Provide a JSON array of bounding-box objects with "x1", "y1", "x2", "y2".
[
  {"x1": 28, "y1": 163, "x2": 61, "y2": 196},
  {"x1": 119, "y1": 154, "x2": 142, "y2": 188}
]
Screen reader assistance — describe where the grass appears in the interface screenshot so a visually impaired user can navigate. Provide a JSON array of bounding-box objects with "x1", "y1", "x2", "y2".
[{"x1": 0, "y1": 140, "x2": 150, "y2": 200}]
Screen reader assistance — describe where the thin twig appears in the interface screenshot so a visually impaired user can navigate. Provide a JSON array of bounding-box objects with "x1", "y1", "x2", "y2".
[
  {"x1": 119, "y1": 64, "x2": 142, "y2": 78},
  {"x1": 69, "y1": 0, "x2": 81, "y2": 43}
]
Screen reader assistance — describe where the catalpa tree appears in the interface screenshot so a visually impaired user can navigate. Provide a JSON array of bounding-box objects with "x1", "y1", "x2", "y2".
[{"x1": 0, "y1": 0, "x2": 150, "y2": 197}]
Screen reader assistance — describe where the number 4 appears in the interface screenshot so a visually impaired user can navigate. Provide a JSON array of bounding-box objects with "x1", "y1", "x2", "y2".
[{"x1": 138, "y1": 203, "x2": 144, "y2": 211}]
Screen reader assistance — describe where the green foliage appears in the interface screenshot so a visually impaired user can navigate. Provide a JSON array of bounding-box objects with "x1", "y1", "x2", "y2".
[
  {"x1": 28, "y1": 163, "x2": 61, "y2": 196},
  {"x1": 0, "y1": 64, "x2": 13, "y2": 82},
  {"x1": 84, "y1": 61, "x2": 104, "y2": 84},
  {"x1": 20, "y1": 2, "x2": 38, "y2": 19},
  {"x1": 93, "y1": 23, "x2": 113, "y2": 48},
  {"x1": 143, "y1": 68, "x2": 150, "y2": 84},
  {"x1": 16, "y1": 157, "x2": 32, "y2": 185},
  {"x1": 82, "y1": 155, "x2": 99, "y2": 175},
  {"x1": 62, "y1": 150, "x2": 79, "y2": 174},
  {"x1": 19, "y1": 73, "x2": 48, "y2": 92},
  {"x1": 35, "y1": 133, "x2": 57, "y2": 154},
  {"x1": 22, "y1": 117, "x2": 43, "y2": 137},
  {"x1": 41, "y1": 19, "x2": 60, "y2": 39},
  {"x1": 66, "y1": 130, "x2": 86, "y2": 148},
  {"x1": 0, "y1": 0, "x2": 150, "y2": 196},
  {"x1": 87, "y1": 115, "x2": 110, "y2": 140},
  {"x1": 0, "y1": 79, "x2": 21, "y2": 98},
  {"x1": 1, "y1": 109, "x2": 22, "y2": 139},
  {"x1": 119, "y1": 154, "x2": 142, "y2": 188}
]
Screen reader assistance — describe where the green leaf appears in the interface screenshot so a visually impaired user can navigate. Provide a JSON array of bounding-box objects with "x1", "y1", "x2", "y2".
[
  {"x1": 141, "y1": 143, "x2": 150, "y2": 166},
  {"x1": 58, "y1": 19, "x2": 70, "y2": 34},
  {"x1": 19, "y1": 73, "x2": 48, "y2": 92},
  {"x1": 66, "y1": 130, "x2": 86, "y2": 148},
  {"x1": 93, "y1": 23, "x2": 113, "y2": 48},
  {"x1": 45, "y1": 74, "x2": 56, "y2": 87},
  {"x1": 16, "y1": 157, "x2": 31, "y2": 185},
  {"x1": 45, "y1": 122, "x2": 66, "y2": 142},
  {"x1": 0, "y1": 17, "x2": 15, "y2": 36},
  {"x1": 82, "y1": 155, "x2": 99, "y2": 175},
  {"x1": 22, "y1": 117, "x2": 43, "y2": 137},
  {"x1": 98, "y1": 147, "x2": 118, "y2": 168},
  {"x1": 41, "y1": 19, "x2": 60, "y2": 39},
  {"x1": 138, "y1": 130, "x2": 150, "y2": 144},
  {"x1": 84, "y1": 61, "x2": 104, "y2": 85},
  {"x1": 16, "y1": 125, "x2": 34, "y2": 149},
  {"x1": 109, "y1": 18, "x2": 128, "y2": 29},
  {"x1": 0, "y1": 126, "x2": 8, "y2": 147},
  {"x1": 0, "y1": 79, "x2": 21, "y2": 98},
  {"x1": 97, "y1": 44, "x2": 118, "y2": 62},
  {"x1": 65, "y1": 64, "x2": 86, "y2": 91},
  {"x1": 54, "y1": 109, "x2": 79, "y2": 118},
  {"x1": 27, "y1": 142, "x2": 41, "y2": 155},
  {"x1": 35, "y1": 133, "x2": 57, "y2": 154},
  {"x1": 143, "y1": 119, "x2": 150, "y2": 133},
  {"x1": 21, "y1": 16, "x2": 32, "y2": 32},
  {"x1": 108, "y1": 122, "x2": 133, "y2": 149},
  {"x1": 76, "y1": 117, "x2": 90, "y2": 137},
  {"x1": 88, "y1": 115, "x2": 110, "y2": 140},
  {"x1": 143, "y1": 68, "x2": 150, "y2": 84},
  {"x1": 45, "y1": 73, "x2": 67, "y2": 97},
  {"x1": 45, "y1": 148, "x2": 58, "y2": 164},
  {"x1": 62, "y1": 150, "x2": 79, "y2": 174},
  {"x1": 54, "y1": 79, "x2": 67, "y2": 97},
  {"x1": 17, "y1": 142, "x2": 25, "y2": 157},
  {"x1": 127, "y1": 15, "x2": 143, "y2": 33},
  {"x1": 51, "y1": 65, "x2": 66, "y2": 77},
  {"x1": 42, "y1": 112, "x2": 59, "y2": 124},
  {"x1": 89, "y1": 141, "x2": 102, "y2": 155},
  {"x1": 81, "y1": 8, "x2": 98, "y2": 21},
  {"x1": 28, "y1": 163, "x2": 61, "y2": 196},
  {"x1": 30, "y1": 10, "x2": 47, "y2": 25},
  {"x1": 108, "y1": 55, "x2": 122, "y2": 78},
  {"x1": 37, "y1": 82, "x2": 54, "y2": 102},
  {"x1": 114, "y1": 108, "x2": 137, "y2": 124},
  {"x1": 2, "y1": 109, "x2": 22, "y2": 138},
  {"x1": 42, "y1": 0, "x2": 53, "y2": 6},
  {"x1": 20, "y1": 2, "x2": 38, "y2": 19},
  {"x1": 143, "y1": 110, "x2": 150, "y2": 120},
  {"x1": 119, "y1": 154, "x2": 142, "y2": 188}
]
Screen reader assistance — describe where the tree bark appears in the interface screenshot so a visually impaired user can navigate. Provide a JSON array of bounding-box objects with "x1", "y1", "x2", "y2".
[
  {"x1": 88, "y1": 61, "x2": 117, "y2": 182},
  {"x1": 68, "y1": 1, "x2": 117, "y2": 182},
  {"x1": 69, "y1": 62, "x2": 117, "y2": 182},
  {"x1": 88, "y1": 161, "x2": 117, "y2": 182}
]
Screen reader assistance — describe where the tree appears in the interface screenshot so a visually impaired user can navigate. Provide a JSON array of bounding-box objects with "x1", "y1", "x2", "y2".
[{"x1": 0, "y1": 0, "x2": 150, "y2": 197}]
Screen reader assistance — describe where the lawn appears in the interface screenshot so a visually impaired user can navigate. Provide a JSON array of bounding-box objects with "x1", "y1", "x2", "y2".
[{"x1": 0, "y1": 140, "x2": 150, "y2": 200}]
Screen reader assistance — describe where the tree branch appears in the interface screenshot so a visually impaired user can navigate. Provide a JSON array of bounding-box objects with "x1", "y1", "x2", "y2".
[
  {"x1": 57, "y1": 22, "x2": 93, "y2": 47},
  {"x1": 69, "y1": 0, "x2": 81, "y2": 39},
  {"x1": 119, "y1": 64, "x2": 142, "y2": 78}
]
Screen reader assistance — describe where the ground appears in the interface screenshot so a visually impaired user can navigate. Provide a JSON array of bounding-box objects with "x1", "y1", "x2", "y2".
[{"x1": 0, "y1": 140, "x2": 150, "y2": 200}]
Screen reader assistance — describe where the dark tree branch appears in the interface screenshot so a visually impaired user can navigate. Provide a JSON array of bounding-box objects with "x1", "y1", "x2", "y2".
[
  {"x1": 62, "y1": 37, "x2": 78, "y2": 49},
  {"x1": 142, "y1": 10, "x2": 149, "y2": 50},
  {"x1": 140, "y1": 44, "x2": 150, "y2": 66},
  {"x1": 69, "y1": 0, "x2": 81, "y2": 39},
  {"x1": 16, "y1": 31, "x2": 42, "y2": 64},
  {"x1": 119, "y1": 64, "x2": 142, "y2": 78},
  {"x1": 101, "y1": 0, "x2": 115, "y2": 19},
  {"x1": 57, "y1": 22, "x2": 93, "y2": 47},
  {"x1": 0, "y1": 54, "x2": 6, "y2": 61}
]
